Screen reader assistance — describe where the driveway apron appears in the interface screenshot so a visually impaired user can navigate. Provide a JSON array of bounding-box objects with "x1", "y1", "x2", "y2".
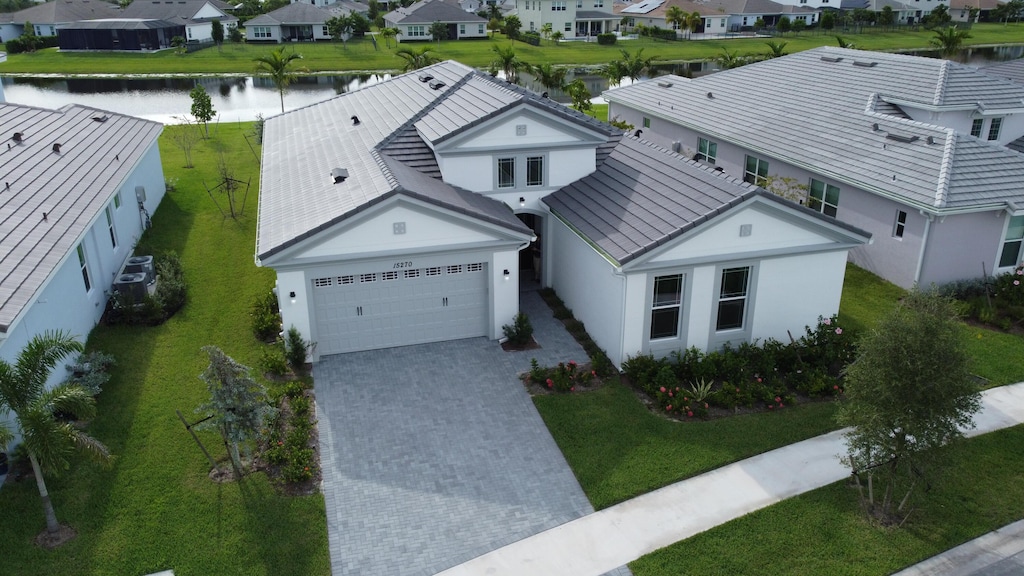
[{"x1": 314, "y1": 290, "x2": 632, "y2": 576}]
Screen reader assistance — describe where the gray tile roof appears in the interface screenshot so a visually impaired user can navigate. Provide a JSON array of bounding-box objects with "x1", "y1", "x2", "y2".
[
  {"x1": 119, "y1": 0, "x2": 237, "y2": 23},
  {"x1": 0, "y1": 103, "x2": 163, "y2": 332},
  {"x1": 12, "y1": 0, "x2": 119, "y2": 25},
  {"x1": 984, "y1": 58, "x2": 1024, "y2": 85},
  {"x1": 385, "y1": 0, "x2": 486, "y2": 24},
  {"x1": 603, "y1": 46, "x2": 1024, "y2": 211},
  {"x1": 245, "y1": 2, "x2": 347, "y2": 25},
  {"x1": 544, "y1": 137, "x2": 868, "y2": 265},
  {"x1": 62, "y1": 18, "x2": 181, "y2": 29}
]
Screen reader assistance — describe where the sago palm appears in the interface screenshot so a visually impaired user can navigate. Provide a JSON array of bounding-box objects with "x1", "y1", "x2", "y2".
[
  {"x1": 395, "y1": 45, "x2": 440, "y2": 72},
  {"x1": 0, "y1": 331, "x2": 111, "y2": 536}
]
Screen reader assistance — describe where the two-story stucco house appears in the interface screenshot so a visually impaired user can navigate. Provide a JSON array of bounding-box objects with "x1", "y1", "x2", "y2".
[
  {"x1": 0, "y1": 102, "x2": 166, "y2": 447},
  {"x1": 515, "y1": 0, "x2": 617, "y2": 37},
  {"x1": 604, "y1": 47, "x2": 1024, "y2": 289},
  {"x1": 256, "y1": 61, "x2": 869, "y2": 367}
]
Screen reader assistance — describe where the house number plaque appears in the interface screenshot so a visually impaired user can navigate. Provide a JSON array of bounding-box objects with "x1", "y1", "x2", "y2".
[{"x1": 392, "y1": 261, "x2": 414, "y2": 269}]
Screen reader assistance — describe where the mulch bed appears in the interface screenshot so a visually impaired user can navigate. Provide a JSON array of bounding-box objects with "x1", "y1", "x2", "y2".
[
  {"x1": 502, "y1": 336, "x2": 541, "y2": 351},
  {"x1": 254, "y1": 388, "x2": 322, "y2": 497}
]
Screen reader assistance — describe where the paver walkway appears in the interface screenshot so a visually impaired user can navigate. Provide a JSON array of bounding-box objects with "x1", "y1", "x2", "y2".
[
  {"x1": 313, "y1": 289, "x2": 631, "y2": 576},
  {"x1": 437, "y1": 383, "x2": 1024, "y2": 576}
]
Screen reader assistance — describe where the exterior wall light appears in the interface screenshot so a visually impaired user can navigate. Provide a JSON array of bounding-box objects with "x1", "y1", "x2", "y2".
[
  {"x1": 289, "y1": 291, "x2": 297, "y2": 304},
  {"x1": 519, "y1": 197, "x2": 525, "y2": 207},
  {"x1": 503, "y1": 269, "x2": 510, "y2": 281}
]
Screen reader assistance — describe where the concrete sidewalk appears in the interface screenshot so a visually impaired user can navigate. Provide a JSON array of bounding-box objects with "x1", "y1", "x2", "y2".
[
  {"x1": 436, "y1": 383, "x2": 1024, "y2": 576},
  {"x1": 893, "y1": 519, "x2": 1024, "y2": 576}
]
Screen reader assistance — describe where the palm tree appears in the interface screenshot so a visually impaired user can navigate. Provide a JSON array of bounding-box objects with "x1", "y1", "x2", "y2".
[
  {"x1": 602, "y1": 59, "x2": 626, "y2": 87},
  {"x1": 764, "y1": 40, "x2": 787, "y2": 58},
  {"x1": 665, "y1": 6, "x2": 686, "y2": 37},
  {"x1": 716, "y1": 48, "x2": 749, "y2": 69},
  {"x1": 930, "y1": 25, "x2": 971, "y2": 59},
  {"x1": 551, "y1": 30, "x2": 564, "y2": 44},
  {"x1": 617, "y1": 48, "x2": 653, "y2": 82},
  {"x1": 253, "y1": 48, "x2": 303, "y2": 114},
  {"x1": 685, "y1": 11, "x2": 702, "y2": 38},
  {"x1": 530, "y1": 63, "x2": 567, "y2": 94},
  {"x1": 380, "y1": 27, "x2": 398, "y2": 48},
  {"x1": 835, "y1": 35, "x2": 857, "y2": 49},
  {"x1": 540, "y1": 22, "x2": 553, "y2": 41},
  {"x1": 492, "y1": 44, "x2": 522, "y2": 83},
  {"x1": 394, "y1": 45, "x2": 439, "y2": 71},
  {"x1": 0, "y1": 331, "x2": 111, "y2": 536}
]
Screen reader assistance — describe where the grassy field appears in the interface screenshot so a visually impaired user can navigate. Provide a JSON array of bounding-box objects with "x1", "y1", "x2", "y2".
[
  {"x1": 629, "y1": 424, "x2": 1024, "y2": 575},
  {"x1": 0, "y1": 23, "x2": 1021, "y2": 75},
  {"x1": 537, "y1": 262, "x2": 1024, "y2": 512},
  {"x1": 0, "y1": 123, "x2": 330, "y2": 576}
]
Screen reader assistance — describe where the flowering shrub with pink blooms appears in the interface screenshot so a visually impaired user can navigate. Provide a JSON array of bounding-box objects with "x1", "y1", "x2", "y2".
[{"x1": 528, "y1": 358, "x2": 594, "y2": 393}]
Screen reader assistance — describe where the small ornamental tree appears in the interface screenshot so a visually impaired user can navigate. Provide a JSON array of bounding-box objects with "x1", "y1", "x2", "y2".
[
  {"x1": 189, "y1": 84, "x2": 215, "y2": 137},
  {"x1": 504, "y1": 14, "x2": 521, "y2": 39},
  {"x1": 430, "y1": 20, "x2": 448, "y2": 44},
  {"x1": 777, "y1": 16, "x2": 791, "y2": 34},
  {"x1": 211, "y1": 18, "x2": 224, "y2": 49},
  {"x1": 196, "y1": 346, "x2": 275, "y2": 474},
  {"x1": 566, "y1": 78, "x2": 592, "y2": 113},
  {"x1": 838, "y1": 289, "x2": 981, "y2": 525}
]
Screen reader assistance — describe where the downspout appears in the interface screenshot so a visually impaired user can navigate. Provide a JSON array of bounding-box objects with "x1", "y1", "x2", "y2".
[
  {"x1": 613, "y1": 266, "x2": 628, "y2": 369},
  {"x1": 914, "y1": 211, "x2": 934, "y2": 285}
]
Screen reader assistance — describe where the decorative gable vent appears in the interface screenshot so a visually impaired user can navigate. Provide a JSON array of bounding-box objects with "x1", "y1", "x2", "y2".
[
  {"x1": 332, "y1": 168, "x2": 349, "y2": 184},
  {"x1": 428, "y1": 80, "x2": 446, "y2": 90}
]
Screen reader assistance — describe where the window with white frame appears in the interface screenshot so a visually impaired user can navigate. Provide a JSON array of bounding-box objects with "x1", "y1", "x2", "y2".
[
  {"x1": 642, "y1": 116, "x2": 650, "y2": 128},
  {"x1": 252, "y1": 26, "x2": 272, "y2": 38},
  {"x1": 408, "y1": 25, "x2": 427, "y2": 36},
  {"x1": 893, "y1": 210, "x2": 907, "y2": 239},
  {"x1": 743, "y1": 155, "x2": 769, "y2": 186},
  {"x1": 552, "y1": 0, "x2": 566, "y2": 10},
  {"x1": 460, "y1": 23, "x2": 466, "y2": 34},
  {"x1": 114, "y1": 191, "x2": 121, "y2": 209},
  {"x1": 650, "y1": 274, "x2": 683, "y2": 339},
  {"x1": 498, "y1": 157, "x2": 516, "y2": 188},
  {"x1": 322, "y1": 25, "x2": 329, "y2": 36},
  {"x1": 808, "y1": 179, "x2": 840, "y2": 217},
  {"x1": 988, "y1": 117, "x2": 1002, "y2": 141},
  {"x1": 971, "y1": 118, "x2": 984, "y2": 138},
  {"x1": 594, "y1": 0, "x2": 603, "y2": 6},
  {"x1": 527, "y1": 156, "x2": 544, "y2": 186},
  {"x1": 77, "y1": 244, "x2": 91, "y2": 292},
  {"x1": 565, "y1": 21, "x2": 572, "y2": 31},
  {"x1": 697, "y1": 137, "x2": 717, "y2": 164},
  {"x1": 577, "y1": 0, "x2": 582, "y2": 6},
  {"x1": 716, "y1": 266, "x2": 750, "y2": 331},
  {"x1": 999, "y1": 215, "x2": 1024, "y2": 268},
  {"x1": 105, "y1": 205, "x2": 117, "y2": 248},
  {"x1": 479, "y1": 23, "x2": 485, "y2": 33}
]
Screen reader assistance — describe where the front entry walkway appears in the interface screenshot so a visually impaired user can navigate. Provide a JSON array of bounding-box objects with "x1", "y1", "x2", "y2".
[{"x1": 314, "y1": 290, "x2": 632, "y2": 576}]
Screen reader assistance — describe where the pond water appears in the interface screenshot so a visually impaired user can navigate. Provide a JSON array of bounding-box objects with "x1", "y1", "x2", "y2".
[{"x1": 1, "y1": 44, "x2": 1019, "y2": 124}]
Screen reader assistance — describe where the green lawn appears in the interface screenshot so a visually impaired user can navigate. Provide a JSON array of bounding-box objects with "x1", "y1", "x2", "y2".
[
  {"x1": 629, "y1": 424, "x2": 1024, "y2": 575},
  {"x1": 0, "y1": 123, "x2": 330, "y2": 576},
  {"x1": 537, "y1": 262, "x2": 1024, "y2": 511},
  {"x1": 1, "y1": 23, "x2": 1021, "y2": 75}
]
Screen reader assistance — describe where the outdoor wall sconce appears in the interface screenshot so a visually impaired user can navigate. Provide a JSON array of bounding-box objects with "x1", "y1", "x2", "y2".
[
  {"x1": 503, "y1": 269, "x2": 510, "y2": 281},
  {"x1": 289, "y1": 291, "x2": 297, "y2": 304},
  {"x1": 519, "y1": 197, "x2": 525, "y2": 207}
]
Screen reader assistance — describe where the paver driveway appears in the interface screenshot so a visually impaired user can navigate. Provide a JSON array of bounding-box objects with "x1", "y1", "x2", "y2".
[{"x1": 314, "y1": 290, "x2": 632, "y2": 576}]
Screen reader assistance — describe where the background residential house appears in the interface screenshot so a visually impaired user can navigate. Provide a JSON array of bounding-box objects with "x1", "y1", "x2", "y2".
[
  {"x1": 384, "y1": 0, "x2": 488, "y2": 40},
  {"x1": 289, "y1": 0, "x2": 369, "y2": 8},
  {"x1": 245, "y1": 2, "x2": 358, "y2": 42},
  {"x1": 0, "y1": 101, "x2": 165, "y2": 443},
  {"x1": 57, "y1": 18, "x2": 184, "y2": 50},
  {"x1": 616, "y1": 0, "x2": 819, "y2": 33},
  {"x1": 604, "y1": 47, "x2": 1024, "y2": 289},
  {"x1": 118, "y1": 0, "x2": 237, "y2": 42},
  {"x1": 514, "y1": 0, "x2": 617, "y2": 37},
  {"x1": 256, "y1": 61, "x2": 868, "y2": 366},
  {"x1": 0, "y1": 0, "x2": 118, "y2": 40}
]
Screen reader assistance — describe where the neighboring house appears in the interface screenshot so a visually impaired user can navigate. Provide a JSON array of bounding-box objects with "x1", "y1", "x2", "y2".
[
  {"x1": 0, "y1": 102, "x2": 165, "y2": 441},
  {"x1": 2, "y1": 0, "x2": 119, "y2": 39},
  {"x1": 384, "y1": 0, "x2": 488, "y2": 40},
  {"x1": 514, "y1": 0, "x2": 617, "y2": 37},
  {"x1": 118, "y1": 0, "x2": 237, "y2": 42},
  {"x1": 57, "y1": 18, "x2": 185, "y2": 50},
  {"x1": 604, "y1": 46, "x2": 1024, "y2": 290},
  {"x1": 616, "y1": 0, "x2": 819, "y2": 33},
  {"x1": 245, "y1": 2, "x2": 355, "y2": 42},
  {"x1": 289, "y1": 0, "x2": 370, "y2": 9},
  {"x1": 256, "y1": 61, "x2": 869, "y2": 367},
  {"x1": 949, "y1": 0, "x2": 1002, "y2": 21},
  {"x1": 839, "y1": 0, "x2": 950, "y2": 24}
]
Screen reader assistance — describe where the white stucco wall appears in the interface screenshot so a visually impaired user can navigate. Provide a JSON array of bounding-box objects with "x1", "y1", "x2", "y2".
[
  {"x1": 439, "y1": 147, "x2": 596, "y2": 193},
  {"x1": 547, "y1": 215, "x2": 626, "y2": 366},
  {"x1": 187, "y1": 22, "x2": 214, "y2": 42},
  {"x1": 750, "y1": 251, "x2": 847, "y2": 342},
  {"x1": 246, "y1": 24, "x2": 282, "y2": 42}
]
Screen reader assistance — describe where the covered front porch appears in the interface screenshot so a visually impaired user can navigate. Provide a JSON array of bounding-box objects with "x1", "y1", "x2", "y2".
[{"x1": 574, "y1": 12, "x2": 616, "y2": 37}]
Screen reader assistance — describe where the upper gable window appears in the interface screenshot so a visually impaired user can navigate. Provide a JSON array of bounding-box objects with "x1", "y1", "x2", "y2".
[
  {"x1": 970, "y1": 118, "x2": 984, "y2": 138},
  {"x1": 988, "y1": 117, "x2": 1002, "y2": 141},
  {"x1": 498, "y1": 157, "x2": 516, "y2": 188},
  {"x1": 527, "y1": 156, "x2": 544, "y2": 186}
]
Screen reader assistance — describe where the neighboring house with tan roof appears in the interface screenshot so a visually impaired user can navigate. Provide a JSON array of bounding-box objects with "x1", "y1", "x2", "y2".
[
  {"x1": 605, "y1": 47, "x2": 1024, "y2": 289},
  {"x1": 616, "y1": 0, "x2": 819, "y2": 34},
  {"x1": 0, "y1": 101, "x2": 166, "y2": 445},
  {"x1": 384, "y1": 0, "x2": 488, "y2": 40},
  {"x1": 256, "y1": 60, "x2": 869, "y2": 365}
]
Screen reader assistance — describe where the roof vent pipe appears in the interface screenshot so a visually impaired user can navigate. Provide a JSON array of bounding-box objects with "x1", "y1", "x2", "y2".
[
  {"x1": 52, "y1": 143, "x2": 62, "y2": 154},
  {"x1": 332, "y1": 168, "x2": 349, "y2": 184},
  {"x1": 351, "y1": 115, "x2": 360, "y2": 126},
  {"x1": 634, "y1": 129, "x2": 643, "y2": 138},
  {"x1": 706, "y1": 92, "x2": 713, "y2": 99},
  {"x1": 12, "y1": 132, "x2": 22, "y2": 143}
]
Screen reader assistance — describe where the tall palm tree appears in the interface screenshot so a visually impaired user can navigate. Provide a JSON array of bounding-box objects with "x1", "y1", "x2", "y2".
[
  {"x1": 0, "y1": 331, "x2": 111, "y2": 536},
  {"x1": 492, "y1": 44, "x2": 522, "y2": 84},
  {"x1": 253, "y1": 48, "x2": 304, "y2": 114},
  {"x1": 685, "y1": 11, "x2": 702, "y2": 38},
  {"x1": 540, "y1": 22, "x2": 553, "y2": 41},
  {"x1": 665, "y1": 6, "x2": 686, "y2": 36},
  {"x1": 930, "y1": 25, "x2": 971, "y2": 59},
  {"x1": 530, "y1": 63, "x2": 568, "y2": 94},
  {"x1": 395, "y1": 45, "x2": 440, "y2": 71},
  {"x1": 380, "y1": 27, "x2": 399, "y2": 49}
]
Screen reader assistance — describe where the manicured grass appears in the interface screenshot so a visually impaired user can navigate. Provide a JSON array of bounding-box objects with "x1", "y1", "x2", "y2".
[
  {"x1": 0, "y1": 123, "x2": 329, "y2": 576},
  {"x1": 1, "y1": 23, "x2": 1021, "y2": 75},
  {"x1": 629, "y1": 424, "x2": 1024, "y2": 576},
  {"x1": 534, "y1": 383, "x2": 841, "y2": 510},
  {"x1": 838, "y1": 263, "x2": 906, "y2": 335}
]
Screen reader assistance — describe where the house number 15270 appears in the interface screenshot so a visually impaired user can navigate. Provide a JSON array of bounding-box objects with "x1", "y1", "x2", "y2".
[{"x1": 393, "y1": 261, "x2": 413, "y2": 269}]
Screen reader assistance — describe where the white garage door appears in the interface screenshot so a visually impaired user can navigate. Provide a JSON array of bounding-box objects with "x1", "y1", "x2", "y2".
[{"x1": 313, "y1": 262, "x2": 489, "y2": 355}]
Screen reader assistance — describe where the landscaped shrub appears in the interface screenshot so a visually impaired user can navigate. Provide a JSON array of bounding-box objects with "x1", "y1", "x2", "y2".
[
  {"x1": 155, "y1": 251, "x2": 187, "y2": 316},
  {"x1": 65, "y1": 351, "x2": 116, "y2": 396},
  {"x1": 798, "y1": 315, "x2": 855, "y2": 375},
  {"x1": 251, "y1": 290, "x2": 281, "y2": 342},
  {"x1": 521, "y1": 31, "x2": 541, "y2": 45},
  {"x1": 528, "y1": 358, "x2": 594, "y2": 392},
  {"x1": 502, "y1": 312, "x2": 534, "y2": 346},
  {"x1": 597, "y1": 32, "x2": 617, "y2": 45},
  {"x1": 284, "y1": 326, "x2": 311, "y2": 372},
  {"x1": 259, "y1": 344, "x2": 288, "y2": 377}
]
